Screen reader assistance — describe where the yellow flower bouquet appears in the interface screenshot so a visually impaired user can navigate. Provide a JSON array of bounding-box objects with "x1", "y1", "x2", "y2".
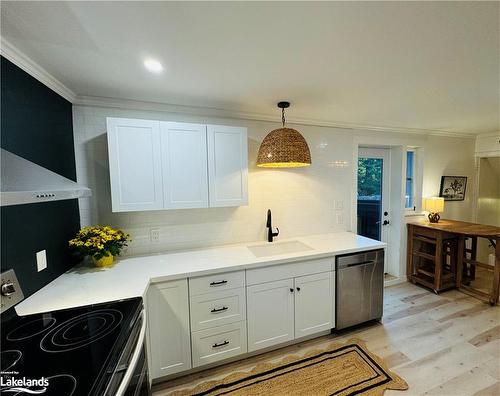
[{"x1": 69, "y1": 225, "x2": 130, "y2": 267}]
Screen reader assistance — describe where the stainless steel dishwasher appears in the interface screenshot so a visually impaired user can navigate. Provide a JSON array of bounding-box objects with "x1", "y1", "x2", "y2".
[{"x1": 336, "y1": 249, "x2": 384, "y2": 330}]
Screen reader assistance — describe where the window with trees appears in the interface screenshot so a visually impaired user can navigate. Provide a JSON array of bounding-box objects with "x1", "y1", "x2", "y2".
[{"x1": 405, "y1": 150, "x2": 415, "y2": 210}]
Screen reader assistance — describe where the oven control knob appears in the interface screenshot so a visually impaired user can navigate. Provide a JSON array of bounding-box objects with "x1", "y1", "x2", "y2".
[{"x1": 1, "y1": 282, "x2": 15, "y2": 296}]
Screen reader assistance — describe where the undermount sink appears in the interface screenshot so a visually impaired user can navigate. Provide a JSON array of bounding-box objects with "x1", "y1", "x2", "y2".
[{"x1": 247, "y1": 240, "x2": 314, "y2": 257}]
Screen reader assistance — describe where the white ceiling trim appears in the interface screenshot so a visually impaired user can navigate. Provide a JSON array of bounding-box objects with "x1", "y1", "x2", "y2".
[
  {"x1": 0, "y1": 37, "x2": 76, "y2": 103},
  {"x1": 74, "y1": 95, "x2": 476, "y2": 138},
  {"x1": 1, "y1": 39, "x2": 476, "y2": 138}
]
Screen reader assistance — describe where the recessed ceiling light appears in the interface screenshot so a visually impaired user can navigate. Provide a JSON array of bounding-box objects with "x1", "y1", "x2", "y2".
[{"x1": 143, "y1": 59, "x2": 163, "y2": 73}]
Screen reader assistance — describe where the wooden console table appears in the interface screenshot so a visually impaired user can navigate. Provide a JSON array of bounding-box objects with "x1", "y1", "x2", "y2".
[{"x1": 407, "y1": 219, "x2": 500, "y2": 305}]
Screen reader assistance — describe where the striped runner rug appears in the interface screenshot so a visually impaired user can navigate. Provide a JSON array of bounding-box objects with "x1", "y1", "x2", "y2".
[{"x1": 172, "y1": 339, "x2": 408, "y2": 396}]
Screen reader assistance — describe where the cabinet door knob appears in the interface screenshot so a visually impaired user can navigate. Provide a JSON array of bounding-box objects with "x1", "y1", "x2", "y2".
[
  {"x1": 290, "y1": 288, "x2": 294, "y2": 293},
  {"x1": 296, "y1": 287, "x2": 301, "y2": 291}
]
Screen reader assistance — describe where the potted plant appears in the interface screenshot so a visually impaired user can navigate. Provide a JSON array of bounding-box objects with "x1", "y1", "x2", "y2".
[{"x1": 69, "y1": 225, "x2": 130, "y2": 267}]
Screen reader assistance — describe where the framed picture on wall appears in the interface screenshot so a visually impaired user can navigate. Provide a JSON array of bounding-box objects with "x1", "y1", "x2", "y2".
[{"x1": 439, "y1": 176, "x2": 467, "y2": 201}]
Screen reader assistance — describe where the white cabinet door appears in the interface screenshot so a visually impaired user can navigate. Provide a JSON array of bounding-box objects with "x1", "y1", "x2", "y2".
[
  {"x1": 147, "y1": 279, "x2": 191, "y2": 379},
  {"x1": 207, "y1": 125, "x2": 248, "y2": 207},
  {"x1": 160, "y1": 122, "x2": 209, "y2": 209},
  {"x1": 294, "y1": 272, "x2": 334, "y2": 338},
  {"x1": 107, "y1": 118, "x2": 163, "y2": 212},
  {"x1": 247, "y1": 279, "x2": 294, "y2": 352}
]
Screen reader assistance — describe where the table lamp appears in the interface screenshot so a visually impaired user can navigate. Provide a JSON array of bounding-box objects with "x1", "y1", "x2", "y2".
[{"x1": 422, "y1": 197, "x2": 444, "y2": 223}]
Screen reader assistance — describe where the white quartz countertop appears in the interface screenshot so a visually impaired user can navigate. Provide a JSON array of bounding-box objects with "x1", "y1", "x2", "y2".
[{"x1": 15, "y1": 232, "x2": 385, "y2": 316}]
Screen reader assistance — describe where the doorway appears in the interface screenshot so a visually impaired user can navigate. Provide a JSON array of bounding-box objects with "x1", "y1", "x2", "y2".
[
  {"x1": 357, "y1": 148, "x2": 391, "y2": 273},
  {"x1": 475, "y1": 157, "x2": 500, "y2": 291}
]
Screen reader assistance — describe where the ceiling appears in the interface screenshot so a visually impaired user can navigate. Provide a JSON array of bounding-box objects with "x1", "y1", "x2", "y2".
[{"x1": 1, "y1": 1, "x2": 499, "y2": 135}]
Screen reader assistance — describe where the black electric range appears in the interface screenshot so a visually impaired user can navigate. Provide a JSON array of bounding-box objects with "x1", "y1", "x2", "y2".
[{"x1": 0, "y1": 297, "x2": 145, "y2": 395}]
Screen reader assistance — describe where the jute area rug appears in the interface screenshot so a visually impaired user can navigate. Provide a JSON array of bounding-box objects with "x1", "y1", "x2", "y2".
[{"x1": 171, "y1": 339, "x2": 408, "y2": 396}]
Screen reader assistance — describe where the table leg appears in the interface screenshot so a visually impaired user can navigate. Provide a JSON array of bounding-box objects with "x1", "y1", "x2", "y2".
[
  {"x1": 470, "y1": 236, "x2": 477, "y2": 280},
  {"x1": 435, "y1": 235, "x2": 443, "y2": 293},
  {"x1": 407, "y1": 225, "x2": 414, "y2": 282},
  {"x1": 456, "y1": 236, "x2": 465, "y2": 288},
  {"x1": 491, "y1": 237, "x2": 500, "y2": 305}
]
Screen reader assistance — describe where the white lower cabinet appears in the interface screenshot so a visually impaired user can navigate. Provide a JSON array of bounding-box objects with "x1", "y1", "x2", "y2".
[
  {"x1": 190, "y1": 288, "x2": 246, "y2": 331},
  {"x1": 147, "y1": 266, "x2": 337, "y2": 378},
  {"x1": 147, "y1": 279, "x2": 191, "y2": 379},
  {"x1": 295, "y1": 272, "x2": 335, "y2": 338},
  {"x1": 247, "y1": 271, "x2": 335, "y2": 352},
  {"x1": 247, "y1": 279, "x2": 295, "y2": 352},
  {"x1": 191, "y1": 321, "x2": 247, "y2": 367}
]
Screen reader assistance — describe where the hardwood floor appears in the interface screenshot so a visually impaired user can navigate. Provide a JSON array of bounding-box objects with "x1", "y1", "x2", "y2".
[{"x1": 152, "y1": 282, "x2": 500, "y2": 396}]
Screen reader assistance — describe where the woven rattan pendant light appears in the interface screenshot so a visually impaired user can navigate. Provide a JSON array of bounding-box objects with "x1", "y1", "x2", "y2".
[{"x1": 257, "y1": 102, "x2": 311, "y2": 168}]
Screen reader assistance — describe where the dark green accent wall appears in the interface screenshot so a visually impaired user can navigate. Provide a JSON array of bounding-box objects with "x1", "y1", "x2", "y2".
[{"x1": 1, "y1": 56, "x2": 80, "y2": 310}]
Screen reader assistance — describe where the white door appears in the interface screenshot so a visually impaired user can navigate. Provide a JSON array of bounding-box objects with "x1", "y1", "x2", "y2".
[
  {"x1": 147, "y1": 279, "x2": 191, "y2": 379},
  {"x1": 160, "y1": 122, "x2": 209, "y2": 209},
  {"x1": 247, "y1": 279, "x2": 294, "y2": 352},
  {"x1": 357, "y1": 147, "x2": 391, "y2": 271},
  {"x1": 294, "y1": 272, "x2": 335, "y2": 338},
  {"x1": 207, "y1": 125, "x2": 248, "y2": 207},
  {"x1": 107, "y1": 118, "x2": 163, "y2": 212}
]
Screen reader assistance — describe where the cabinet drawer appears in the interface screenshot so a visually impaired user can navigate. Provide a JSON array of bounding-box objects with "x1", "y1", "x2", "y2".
[
  {"x1": 189, "y1": 270, "x2": 245, "y2": 296},
  {"x1": 190, "y1": 288, "x2": 246, "y2": 331},
  {"x1": 191, "y1": 322, "x2": 247, "y2": 367},
  {"x1": 246, "y1": 258, "x2": 333, "y2": 286}
]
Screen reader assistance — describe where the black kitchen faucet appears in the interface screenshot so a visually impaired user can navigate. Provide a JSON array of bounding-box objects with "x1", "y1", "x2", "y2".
[{"x1": 266, "y1": 209, "x2": 280, "y2": 242}]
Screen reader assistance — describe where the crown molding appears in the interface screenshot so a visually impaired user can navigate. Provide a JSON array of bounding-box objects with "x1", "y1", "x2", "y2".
[
  {"x1": 476, "y1": 131, "x2": 500, "y2": 138},
  {"x1": 1, "y1": 38, "x2": 77, "y2": 102},
  {"x1": 74, "y1": 95, "x2": 476, "y2": 138},
  {"x1": 1, "y1": 38, "x2": 477, "y2": 138}
]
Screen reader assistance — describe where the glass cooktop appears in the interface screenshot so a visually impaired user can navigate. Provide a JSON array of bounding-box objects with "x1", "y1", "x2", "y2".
[{"x1": 0, "y1": 297, "x2": 142, "y2": 395}]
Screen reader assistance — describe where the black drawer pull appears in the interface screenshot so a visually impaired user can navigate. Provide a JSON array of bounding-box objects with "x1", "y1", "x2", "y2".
[
  {"x1": 211, "y1": 306, "x2": 228, "y2": 313},
  {"x1": 210, "y1": 280, "x2": 228, "y2": 286},
  {"x1": 212, "y1": 340, "x2": 229, "y2": 348}
]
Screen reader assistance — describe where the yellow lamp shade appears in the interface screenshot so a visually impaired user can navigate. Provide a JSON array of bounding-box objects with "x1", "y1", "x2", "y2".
[{"x1": 422, "y1": 197, "x2": 444, "y2": 213}]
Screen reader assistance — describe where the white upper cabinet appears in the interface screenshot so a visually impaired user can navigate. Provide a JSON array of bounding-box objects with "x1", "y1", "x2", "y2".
[
  {"x1": 207, "y1": 125, "x2": 248, "y2": 207},
  {"x1": 160, "y1": 122, "x2": 209, "y2": 209},
  {"x1": 107, "y1": 118, "x2": 163, "y2": 212},
  {"x1": 107, "y1": 118, "x2": 248, "y2": 212}
]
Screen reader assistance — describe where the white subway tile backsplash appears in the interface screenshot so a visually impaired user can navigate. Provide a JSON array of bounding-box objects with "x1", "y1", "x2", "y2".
[{"x1": 73, "y1": 104, "x2": 443, "y2": 256}]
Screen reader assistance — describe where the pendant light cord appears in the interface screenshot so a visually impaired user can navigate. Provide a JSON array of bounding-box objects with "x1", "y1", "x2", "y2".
[{"x1": 282, "y1": 107, "x2": 286, "y2": 127}]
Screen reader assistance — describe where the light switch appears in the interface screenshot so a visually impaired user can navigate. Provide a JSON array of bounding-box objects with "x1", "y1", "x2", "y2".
[
  {"x1": 36, "y1": 250, "x2": 47, "y2": 272},
  {"x1": 335, "y1": 200, "x2": 344, "y2": 210},
  {"x1": 336, "y1": 213, "x2": 344, "y2": 225}
]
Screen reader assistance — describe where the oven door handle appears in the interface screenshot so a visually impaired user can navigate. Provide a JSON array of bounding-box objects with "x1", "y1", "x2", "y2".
[{"x1": 114, "y1": 310, "x2": 147, "y2": 396}]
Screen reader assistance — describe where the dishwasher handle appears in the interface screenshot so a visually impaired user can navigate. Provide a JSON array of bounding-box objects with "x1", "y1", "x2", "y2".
[
  {"x1": 345, "y1": 260, "x2": 375, "y2": 268},
  {"x1": 336, "y1": 249, "x2": 383, "y2": 270}
]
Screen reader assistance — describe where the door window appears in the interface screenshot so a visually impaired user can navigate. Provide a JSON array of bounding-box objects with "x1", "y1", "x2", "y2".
[{"x1": 357, "y1": 157, "x2": 383, "y2": 241}]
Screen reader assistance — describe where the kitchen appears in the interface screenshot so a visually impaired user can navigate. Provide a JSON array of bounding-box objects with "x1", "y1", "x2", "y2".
[{"x1": 1, "y1": 2, "x2": 499, "y2": 396}]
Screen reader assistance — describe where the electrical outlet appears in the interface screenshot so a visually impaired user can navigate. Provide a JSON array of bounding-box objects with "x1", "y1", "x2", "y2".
[
  {"x1": 335, "y1": 200, "x2": 344, "y2": 210},
  {"x1": 150, "y1": 228, "x2": 160, "y2": 243},
  {"x1": 36, "y1": 250, "x2": 47, "y2": 272}
]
